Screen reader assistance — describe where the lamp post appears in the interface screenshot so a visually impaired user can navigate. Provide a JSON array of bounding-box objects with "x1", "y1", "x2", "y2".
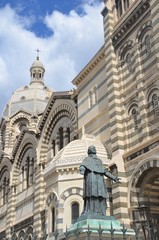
[{"x1": 132, "y1": 205, "x2": 154, "y2": 240}]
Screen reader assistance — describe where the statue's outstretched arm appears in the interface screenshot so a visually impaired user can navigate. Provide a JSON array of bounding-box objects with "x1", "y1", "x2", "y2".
[{"x1": 104, "y1": 170, "x2": 121, "y2": 183}]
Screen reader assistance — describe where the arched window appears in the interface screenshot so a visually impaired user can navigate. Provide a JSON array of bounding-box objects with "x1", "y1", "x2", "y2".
[
  {"x1": 3, "y1": 177, "x2": 6, "y2": 205},
  {"x1": 28, "y1": 235, "x2": 32, "y2": 240},
  {"x1": 59, "y1": 127, "x2": 64, "y2": 150},
  {"x1": 26, "y1": 157, "x2": 30, "y2": 188},
  {"x1": 132, "y1": 108, "x2": 138, "y2": 131},
  {"x1": 2, "y1": 177, "x2": 9, "y2": 205},
  {"x1": 20, "y1": 156, "x2": 34, "y2": 192},
  {"x1": 124, "y1": 0, "x2": 129, "y2": 11},
  {"x1": 152, "y1": 94, "x2": 159, "y2": 117},
  {"x1": 51, "y1": 207, "x2": 55, "y2": 232},
  {"x1": 116, "y1": 0, "x2": 123, "y2": 17},
  {"x1": 67, "y1": 128, "x2": 71, "y2": 143},
  {"x1": 71, "y1": 202, "x2": 79, "y2": 224},
  {"x1": 145, "y1": 35, "x2": 151, "y2": 56},
  {"x1": 126, "y1": 53, "x2": 133, "y2": 73},
  {"x1": 11, "y1": 233, "x2": 17, "y2": 240},
  {"x1": 52, "y1": 140, "x2": 56, "y2": 157}
]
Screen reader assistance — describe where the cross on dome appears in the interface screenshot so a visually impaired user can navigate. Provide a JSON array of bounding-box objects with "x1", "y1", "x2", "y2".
[{"x1": 35, "y1": 48, "x2": 41, "y2": 60}]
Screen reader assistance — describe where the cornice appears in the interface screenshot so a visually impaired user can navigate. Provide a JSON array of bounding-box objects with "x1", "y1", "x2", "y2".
[
  {"x1": 112, "y1": 0, "x2": 150, "y2": 49},
  {"x1": 44, "y1": 165, "x2": 79, "y2": 181},
  {"x1": 123, "y1": 134, "x2": 159, "y2": 160},
  {"x1": 72, "y1": 46, "x2": 105, "y2": 87}
]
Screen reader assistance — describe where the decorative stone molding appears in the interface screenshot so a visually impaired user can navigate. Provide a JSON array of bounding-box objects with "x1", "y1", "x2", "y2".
[{"x1": 112, "y1": 0, "x2": 150, "y2": 49}]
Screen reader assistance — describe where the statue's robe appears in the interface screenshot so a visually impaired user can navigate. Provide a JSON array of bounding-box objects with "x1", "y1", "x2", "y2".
[{"x1": 80, "y1": 154, "x2": 117, "y2": 216}]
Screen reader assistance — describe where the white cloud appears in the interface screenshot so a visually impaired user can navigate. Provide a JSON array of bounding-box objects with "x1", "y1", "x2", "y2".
[{"x1": 0, "y1": 1, "x2": 104, "y2": 115}]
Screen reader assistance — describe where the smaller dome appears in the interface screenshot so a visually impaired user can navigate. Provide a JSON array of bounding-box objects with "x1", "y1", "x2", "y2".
[
  {"x1": 44, "y1": 136, "x2": 109, "y2": 176},
  {"x1": 30, "y1": 56, "x2": 45, "y2": 85},
  {"x1": 30, "y1": 56, "x2": 45, "y2": 71}
]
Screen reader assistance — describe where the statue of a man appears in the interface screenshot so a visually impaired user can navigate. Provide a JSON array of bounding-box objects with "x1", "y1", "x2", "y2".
[{"x1": 80, "y1": 145, "x2": 120, "y2": 216}]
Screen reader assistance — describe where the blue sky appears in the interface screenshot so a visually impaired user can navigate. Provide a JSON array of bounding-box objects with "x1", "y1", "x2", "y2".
[
  {"x1": 0, "y1": 0, "x2": 83, "y2": 37},
  {"x1": 0, "y1": 0, "x2": 104, "y2": 115}
]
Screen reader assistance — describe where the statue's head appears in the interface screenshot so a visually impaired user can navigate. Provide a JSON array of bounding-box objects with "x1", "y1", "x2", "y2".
[{"x1": 88, "y1": 145, "x2": 96, "y2": 155}]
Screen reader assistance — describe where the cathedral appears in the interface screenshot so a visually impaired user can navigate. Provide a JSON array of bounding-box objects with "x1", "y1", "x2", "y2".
[{"x1": 0, "y1": 0, "x2": 159, "y2": 239}]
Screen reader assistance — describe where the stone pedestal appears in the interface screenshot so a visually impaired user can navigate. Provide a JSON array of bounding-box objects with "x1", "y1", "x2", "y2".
[{"x1": 67, "y1": 215, "x2": 135, "y2": 240}]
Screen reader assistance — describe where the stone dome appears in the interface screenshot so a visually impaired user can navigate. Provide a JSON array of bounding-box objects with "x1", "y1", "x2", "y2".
[
  {"x1": 30, "y1": 56, "x2": 45, "y2": 70},
  {"x1": 44, "y1": 135, "x2": 109, "y2": 176},
  {"x1": 2, "y1": 57, "x2": 53, "y2": 117}
]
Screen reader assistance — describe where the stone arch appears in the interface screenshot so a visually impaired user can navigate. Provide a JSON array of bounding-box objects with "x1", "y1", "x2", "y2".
[
  {"x1": 146, "y1": 86, "x2": 159, "y2": 103},
  {"x1": 26, "y1": 225, "x2": 33, "y2": 239},
  {"x1": 51, "y1": 116, "x2": 73, "y2": 139},
  {"x1": 12, "y1": 135, "x2": 37, "y2": 186},
  {"x1": 0, "y1": 165, "x2": 10, "y2": 179},
  {"x1": 128, "y1": 158, "x2": 159, "y2": 233},
  {"x1": 39, "y1": 103, "x2": 77, "y2": 163},
  {"x1": 0, "y1": 119, "x2": 6, "y2": 153},
  {"x1": 46, "y1": 191, "x2": 59, "y2": 207},
  {"x1": 119, "y1": 40, "x2": 134, "y2": 61},
  {"x1": 9, "y1": 114, "x2": 31, "y2": 146},
  {"x1": 18, "y1": 229, "x2": 25, "y2": 240},
  {"x1": 13, "y1": 134, "x2": 37, "y2": 162},
  {"x1": 0, "y1": 158, "x2": 12, "y2": 173},
  {"x1": 146, "y1": 86, "x2": 159, "y2": 120},
  {"x1": 59, "y1": 187, "x2": 83, "y2": 208},
  {"x1": 46, "y1": 191, "x2": 59, "y2": 234},
  {"x1": 136, "y1": 20, "x2": 152, "y2": 43},
  {"x1": 127, "y1": 101, "x2": 139, "y2": 116},
  {"x1": 128, "y1": 157, "x2": 159, "y2": 209},
  {"x1": 10, "y1": 114, "x2": 30, "y2": 126},
  {"x1": 58, "y1": 187, "x2": 83, "y2": 231},
  {"x1": 11, "y1": 233, "x2": 17, "y2": 240},
  {"x1": 0, "y1": 164, "x2": 10, "y2": 205}
]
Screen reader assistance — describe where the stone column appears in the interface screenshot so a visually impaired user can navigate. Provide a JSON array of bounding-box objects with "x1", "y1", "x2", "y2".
[
  {"x1": 112, "y1": 0, "x2": 118, "y2": 22},
  {"x1": 52, "y1": 140, "x2": 56, "y2": 157},
  {"x1": 151, "y1": 0, "x2": 159, "y2": 71},
  {"x1": 56, "y1": 205, "x2": 64, "y2": 232},
  {"x1": 121, "y1": 0, "x2": 125, "y2": 14},
  {"x1": 63, "y1": 127, "x2": 68, "y2": 147},
  {"x1": 18, "y1": 169, "x2": 23, "y2": 193},
  {"x1": 55, "y1": 135, "x2": 59, "y2": 155},
  {"x1": 23, "y1": 165, "x2": 27, "y2": 190},
  {"x1": 6, "y1": 179, "x2": 9, "y2": 204},
  {"x1": 2, "y1": 180, "x2": 5, "y2": 205},
  {"x1": 33, "y1": 163, "x2": 46, "y2": 238},
  {"x1": 101, "y1": 3, "x2": 129, "y2": 224},
  {"x1": 134, "y1": 43, "x2": 150, "y2": 139},
  {"x1": 0, "y1": 186, "x2": 2, "y2": 206},
  {"x1": 4, "y1": 121, "x2": 11, "y2": 151},
  {"x1": 6, "y1": 185, "x2": 16, "y2": 239},
  {"x1": 29, "y1": 157, "x2": 34, "y2": 186}
]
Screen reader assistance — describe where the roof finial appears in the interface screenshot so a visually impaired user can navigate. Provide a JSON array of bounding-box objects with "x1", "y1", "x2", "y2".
[{"x1": 35, "y1": 48, "x2": 41, "y2": 60}]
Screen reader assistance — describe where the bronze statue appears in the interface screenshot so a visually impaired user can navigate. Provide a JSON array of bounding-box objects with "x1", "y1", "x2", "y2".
[{"x1": 80, "y1": 145, "x2": 120, "y2": 216}]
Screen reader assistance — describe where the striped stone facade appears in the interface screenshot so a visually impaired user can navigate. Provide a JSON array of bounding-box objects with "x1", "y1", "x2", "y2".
[
  {"x1": 0, "y1": 0, "x2": 159, "y2": 239},
  {"x1": 73, "y1": 0, "x2": 159, "y2": 232}
]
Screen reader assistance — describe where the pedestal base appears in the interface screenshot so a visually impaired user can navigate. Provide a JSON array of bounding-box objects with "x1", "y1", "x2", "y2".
[{"x1": 68, "y1": 215, "x2": 135, "y2": 239}]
